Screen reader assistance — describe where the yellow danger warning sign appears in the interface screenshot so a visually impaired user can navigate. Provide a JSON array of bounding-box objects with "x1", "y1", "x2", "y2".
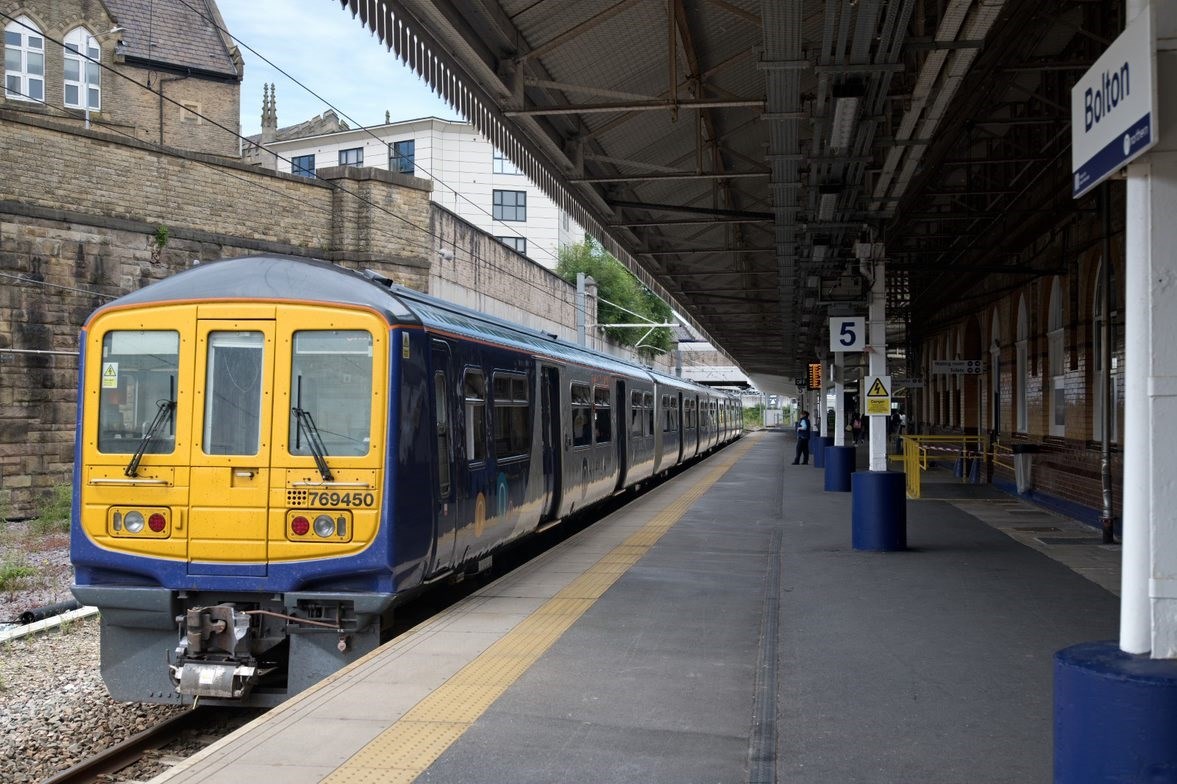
[
  {"x1": 864, "y1": 374, "x2": 891, "y2": 415},
  {"x1": 101, "y1": 362, "x2": 119, "y2": 389}
]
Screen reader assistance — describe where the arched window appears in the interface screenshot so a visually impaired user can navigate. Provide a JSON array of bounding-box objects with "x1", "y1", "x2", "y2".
[
  {"x1": 990, "y1": 309, "x2": 1001, "y2": 432},
  {"x1": 63, "y1": 27, "x2": 101, "y2": 110},
  {"x1": 1048, "y1": 277, "x2": 1065, "y2": 436},
  {"x1": 1093, "y1": 261, "x2": 1119, "y2": 442},
  {"x1": 4, "y1": 16, "x2": 44, "y2": 102},
  {"x1": 1016, "y1": 297, "x2": 1029, "y2": 433}
]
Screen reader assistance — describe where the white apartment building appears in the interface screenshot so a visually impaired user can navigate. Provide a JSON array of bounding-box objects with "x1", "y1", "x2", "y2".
[{"x1": 246, "y1": 106, "x2": 584, "y2": 269}]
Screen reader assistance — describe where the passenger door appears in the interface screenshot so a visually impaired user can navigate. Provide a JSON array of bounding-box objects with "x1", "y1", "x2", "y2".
[
  {"x1": 539, "y1": 365, "x2": 562, "y2": 522},
  {"x1": 430, "y1": 340, "x2": 457, "y2": 572},
  {"x1": 187, "y1": 316, "x2": 275, "y2": 575}
]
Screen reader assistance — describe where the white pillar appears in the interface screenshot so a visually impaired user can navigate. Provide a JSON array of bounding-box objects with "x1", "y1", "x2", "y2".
[
  {"x1": 1148, "y1": 1, "x2": 1177, "y2": 657},
  {"x1": 834, "y1": 352, "x2": 846, "y2": 446},
  {"x1": 1123, "y1": 0, "x2": 1177, "y2": 657},
  {"x1": 867, "y1": 254, "x2": 887, "y2": 472}
]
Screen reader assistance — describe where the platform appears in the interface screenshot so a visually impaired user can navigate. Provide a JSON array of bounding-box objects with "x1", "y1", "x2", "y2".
[{"x1": 148, "y1": 430, "x2": 1119, "y2": 784}]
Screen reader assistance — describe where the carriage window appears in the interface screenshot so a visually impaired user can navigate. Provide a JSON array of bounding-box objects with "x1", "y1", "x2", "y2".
[
  {"x1": 493, "y1": 372, "x2": 530, "y2": 459},
  {"x1": 630, "y1": 391, "x2": 644, "y2": 436},
  {"x1": 594, "y1": 386, "x2": 611, "y2": 443},
  {"x1": 434, "y1": 372, "x2": 451, "y2": 497},
  {"x1": 98, "y1": 331, "x2": 178, "y2": 454},
  {"x1": 290, "y1": 330, "x2": 373, "y2": 457},
  {"x1": 644, "y1": 392, "x2": 654, "y2": 436},
  {"x1": 571, "y1": 383, "x2": 592, "y2": 447},
  {"x1": 205, "y1": 332, "x2": 263, "y2": 455},
  {"x1": 464, "y1": 370, "x2": 487, "y2": 462}
]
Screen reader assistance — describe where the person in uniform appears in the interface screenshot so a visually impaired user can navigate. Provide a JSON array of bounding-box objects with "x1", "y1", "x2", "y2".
[{"x1": 792, "y1": 410, "x2": 811, "y2": 465}]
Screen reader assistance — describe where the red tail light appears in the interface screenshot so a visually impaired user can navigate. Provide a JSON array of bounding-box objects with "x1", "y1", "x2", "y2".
[
  {"x1": 291, "y1": 516, "x2": 310, "y2": 536},
  {"x1": 148, "y1": 513, "x2": 166, "y2": 532}
]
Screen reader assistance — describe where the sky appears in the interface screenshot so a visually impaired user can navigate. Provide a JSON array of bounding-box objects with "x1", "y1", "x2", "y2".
[{"x1": 216, "y1": 1, "x2": 460, "y2": 136}]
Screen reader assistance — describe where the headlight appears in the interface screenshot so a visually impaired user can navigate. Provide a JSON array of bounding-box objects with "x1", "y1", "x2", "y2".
[
  {"x1": 313, "y1": 514, "x2": 336, "y2": 538},
  {"x1": 124, "y1": 510, "x2": 146, "y2": 533}
]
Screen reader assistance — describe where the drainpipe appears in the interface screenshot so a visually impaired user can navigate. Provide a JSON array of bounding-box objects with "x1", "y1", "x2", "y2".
[{"x1": 157, "y1": 73, "x2": 189, "y2": 146}]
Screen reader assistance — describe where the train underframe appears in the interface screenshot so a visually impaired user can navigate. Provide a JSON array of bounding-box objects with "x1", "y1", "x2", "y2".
[{"x1": 72, "y1": 585, "x2": 397, "y2": 707}]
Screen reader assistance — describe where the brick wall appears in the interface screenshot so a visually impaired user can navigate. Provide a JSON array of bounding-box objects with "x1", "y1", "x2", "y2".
[{"x1": 914, "y1": 198, "x2": 1126, "y2": 525}]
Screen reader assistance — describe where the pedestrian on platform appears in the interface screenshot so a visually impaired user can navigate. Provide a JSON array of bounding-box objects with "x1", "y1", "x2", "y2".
[
  {"x1": 851, "y1": 412, "x2": 863, "y2": 445},
  {"x1": 792, "y1": 410, "x2": 811, "y2": 465}
]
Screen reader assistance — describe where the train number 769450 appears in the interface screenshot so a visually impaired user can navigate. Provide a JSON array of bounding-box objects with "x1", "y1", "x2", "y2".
[{"x1": 307, "y1": 491, "x2": 376, "y2": 508}]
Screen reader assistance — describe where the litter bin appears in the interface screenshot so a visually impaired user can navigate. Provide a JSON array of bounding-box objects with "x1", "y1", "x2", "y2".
[{"x1": 1012, "y1": 443, "x2": 1040, "y2": 494}]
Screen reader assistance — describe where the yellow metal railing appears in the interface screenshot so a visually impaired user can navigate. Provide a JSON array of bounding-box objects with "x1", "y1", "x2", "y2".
[{"x1": 901, "y1": 435, "x2": 986, "y2": 499}]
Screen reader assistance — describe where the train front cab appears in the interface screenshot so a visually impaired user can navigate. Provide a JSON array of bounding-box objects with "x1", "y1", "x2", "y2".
[{"x1": 72, "y1": 301, "x2": 396, "y2": 705}]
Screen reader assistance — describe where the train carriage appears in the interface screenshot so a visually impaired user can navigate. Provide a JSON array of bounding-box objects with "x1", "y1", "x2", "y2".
[{"x1": 70, "y1": 255, "x2": 739, "y2": 706}]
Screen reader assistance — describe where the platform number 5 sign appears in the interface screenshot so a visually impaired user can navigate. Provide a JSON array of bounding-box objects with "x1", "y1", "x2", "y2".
[{"x1": 829, "y1": 317, "x2": 866, "y2": 352}]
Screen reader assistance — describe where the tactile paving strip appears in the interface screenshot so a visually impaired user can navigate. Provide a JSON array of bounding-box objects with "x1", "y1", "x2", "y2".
[{"x1": 324, "y1": 439, "x2": 755, "y2": 784}]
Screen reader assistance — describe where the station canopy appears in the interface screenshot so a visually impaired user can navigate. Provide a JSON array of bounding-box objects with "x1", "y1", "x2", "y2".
[{"x1": 335, "y1": 0, "x2": 1115, "y2": 394}]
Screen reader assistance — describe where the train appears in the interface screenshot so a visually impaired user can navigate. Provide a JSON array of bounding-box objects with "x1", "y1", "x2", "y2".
[{"x1": 70, "y1": 254, "x2": 742, "y2": 706}]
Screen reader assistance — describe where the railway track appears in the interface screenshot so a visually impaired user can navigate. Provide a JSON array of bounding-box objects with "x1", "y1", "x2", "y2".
[{"x1": 42, "y1": 706, "x2": 264, "y2": 784}]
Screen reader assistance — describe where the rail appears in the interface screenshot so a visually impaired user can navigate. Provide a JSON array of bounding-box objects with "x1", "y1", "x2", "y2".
[{"x1": 901, "y1": 435, "x2": 986, "y2": 499}]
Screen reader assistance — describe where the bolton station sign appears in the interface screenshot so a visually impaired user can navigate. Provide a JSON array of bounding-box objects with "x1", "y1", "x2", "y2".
[{"x1": 1071, "y1": 7, "x2": 1157, "y2": 198}]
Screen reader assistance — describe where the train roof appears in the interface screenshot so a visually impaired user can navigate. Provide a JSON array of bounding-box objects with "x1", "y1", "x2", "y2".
[
  {"x1": 88, "y1": 255, "x2": 420, "y2": 325},
  {"x1": 90, "y1": 255, "x2": 737, "y2": 398}
]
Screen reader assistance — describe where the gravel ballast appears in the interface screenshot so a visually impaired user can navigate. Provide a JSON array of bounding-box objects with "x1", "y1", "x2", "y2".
[{"x1": 1, "y1": 523, "x2": 184, "y2": 782}]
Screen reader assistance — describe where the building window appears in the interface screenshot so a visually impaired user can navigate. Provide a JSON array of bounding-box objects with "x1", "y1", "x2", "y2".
[
  {"x1": 493, "y1": 190, "x2": 527, "y2": 222},
  {"x1": 292, "y1": 154, "x2": 315, "y2": 177},
  {"x1": 1093, "y1": 262, "x2": 1119, "y2": 443},
  {"x1": 390, "y1": 139, "x2": 414, "y2": 174},
  {"x1": 339, "y1": 147, "x2": 363, "y2": 166},
  {"x1": 5, "y1": 16, "x2": 45, "y2": 102},
  {"x1": 1015, "y1": 297, "x2": 1028, "y2": 433},
  {"x1": 1048, "y1": 277, "x2": 1065, "y2": 437},
  {"x1": 493, "y1": 149, "x2": 520, "y2": 175},
  {"x1": 63, "y1": 28, "x2": 101, "y2": 110},
  {"x1": 496, "y1": 236, "x2": 526, "y2": 255}
]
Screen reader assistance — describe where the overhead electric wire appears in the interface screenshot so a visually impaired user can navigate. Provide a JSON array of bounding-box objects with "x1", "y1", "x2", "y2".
[
  {"x1": 0, "y1": 9, "x2": 684, "y2": 369},
  {"x1": 0, "y1": 20, "x2": 583, "y2": 311},
  {"x1": 170, "y1": 0, "x2": 552, "y2": 265}
]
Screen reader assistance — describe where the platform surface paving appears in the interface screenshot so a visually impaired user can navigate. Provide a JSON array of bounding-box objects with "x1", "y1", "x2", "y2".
[{"x1": 149, "y1": 430, "x2": 1119, "y2": 783}]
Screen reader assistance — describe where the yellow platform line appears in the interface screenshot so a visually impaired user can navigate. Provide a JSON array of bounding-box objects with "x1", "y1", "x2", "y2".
[{"x1": 324, "y1": 438, "x2": 756, "y2": 784}]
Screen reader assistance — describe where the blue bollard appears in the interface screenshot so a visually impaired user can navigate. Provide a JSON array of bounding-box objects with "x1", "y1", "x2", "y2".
[
  {"x1": 824, "y1": 445, "x2": 856, "y2": 492},
  {"x1": 851, "y1": 470, "x2": 906, "y2": 550},
  {"x1": 1055, "y1": 641, "x2": 1177, "y2": 782},
  {"x1": 813, "y1": 435, "x2": 832, "y2": 468}
]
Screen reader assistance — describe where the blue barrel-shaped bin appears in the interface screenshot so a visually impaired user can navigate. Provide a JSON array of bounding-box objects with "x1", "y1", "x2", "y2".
[
  {"x1": 824, "y1": 445, "x2": 856, "y2": 492},
  {"x1": 1055, "y1": 641, "x2": 1177, "y2": 782},
  {"x1": 851, "y1": 470, "x2": 906, "y2": 550},
  {"x1": 813, "y1": 435, "x2": 832, "y2": 468}
]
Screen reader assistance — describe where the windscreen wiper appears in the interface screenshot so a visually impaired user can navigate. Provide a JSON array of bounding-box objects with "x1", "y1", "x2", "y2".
[
  {"x1": 293, "y1": 407, "x2": 334, "y2": 481},
  {"x1": 125, "y1": 399, "x2": 175, "y2": 477}
]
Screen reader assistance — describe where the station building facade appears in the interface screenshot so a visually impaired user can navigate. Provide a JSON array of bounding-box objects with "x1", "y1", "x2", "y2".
[
  {"x1": 244, "y1": 104, "x2": 585, "y2": 270},
  {"x1": 911, "y1": 189, "x2": 1125, "y2": 526}
]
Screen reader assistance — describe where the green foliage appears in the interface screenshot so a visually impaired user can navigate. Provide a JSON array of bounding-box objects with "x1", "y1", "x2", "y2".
[
  {"x1": 743, "y1": 404, "x2": 764, "y2": 430},
  {"x1": 0, "y1": 557, "x2": 35, "y2": 591},
  {"x1": 30, "y1": 484, "x2": 71, "y2": 535},
  {"x1": 556, "y1": 238, "x2": 673, "y2": 356},
  {"x1": 153, "y1": 224, "x2": 170, "y2": 249}
]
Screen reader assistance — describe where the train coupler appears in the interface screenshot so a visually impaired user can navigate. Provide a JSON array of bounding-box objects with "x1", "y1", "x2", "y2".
[{"x1": 169, "y1": 604, "x2": 271, "y2": 699}]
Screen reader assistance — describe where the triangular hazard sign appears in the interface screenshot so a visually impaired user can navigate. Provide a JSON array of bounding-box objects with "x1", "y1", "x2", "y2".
[
  {"x1": 103, "y1": 365, "x2": 116, "y2": 377},
  {"x1": 866, "y1": 377, "x2": 889, "y2": 397}
]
